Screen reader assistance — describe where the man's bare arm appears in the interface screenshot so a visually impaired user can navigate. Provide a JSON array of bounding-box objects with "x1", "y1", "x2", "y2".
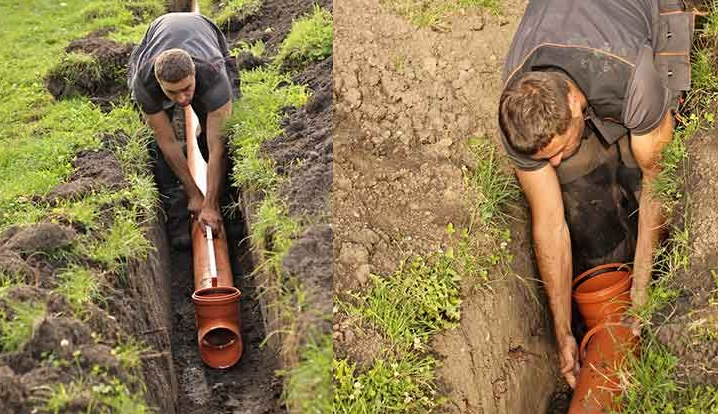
[
  {"x1": 629, "y1": 110, "x2": 674, "y2": 309},
  {"x1": 516, "y1": 164, "x2": 577, "y2": 386},
  {"x1": 144, "y1": 110, "x2": 204, "y2": 210}
]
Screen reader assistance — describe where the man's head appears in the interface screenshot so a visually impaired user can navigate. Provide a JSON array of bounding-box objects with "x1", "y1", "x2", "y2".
[
  {"x1": 154, "y1": 48, "x2": 196, "y2": 107},
  {"x1": 499, "y1": 71, "x2": 586, "y2": 167}
]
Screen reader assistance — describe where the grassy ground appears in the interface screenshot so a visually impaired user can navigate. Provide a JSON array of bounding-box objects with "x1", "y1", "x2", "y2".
[
  {"x1": 222, "y1": 5, "x2": 333, "y2": 412},
  {"x1": 333, "y1": 135, "x2": 519, "y2": 413},
  {"x1": 0, "y1": 0, "x2": 165, "y2": 411},
  {"x1": 615, "y1": 6, "x2": 718, "y2": 412},
  {"x1": 380, "y1": 0, "x2": 500, "y2": 28}
]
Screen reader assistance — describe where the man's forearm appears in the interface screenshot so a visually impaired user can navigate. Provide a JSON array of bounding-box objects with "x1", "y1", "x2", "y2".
[
  {"x1": 632, "y1": 177, "x2": 665, "y2": 299},
  {"x1": 533, "y1": 218, "x2": 573, "y2": 338},
  {"x1": 204, "y1": 102, "x2": 232, "y2": 208}
]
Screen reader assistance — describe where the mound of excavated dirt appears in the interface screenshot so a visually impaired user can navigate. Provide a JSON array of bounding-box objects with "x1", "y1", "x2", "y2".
[
  {"x1": 46, "y1": 30, "x2": 133, "y2": 109},
  {"x1": 225, "y1": 0, "x2": 332, "y2": 53},
  {"x1": 334, "y1": 0, "x2": 560, "y2": 412},
  {"x1": 0, "y1": 141, "x2": 176, "y2": 413},
  {"x1": 46, "y1": 149, "x2": 127, "y2": 204}
]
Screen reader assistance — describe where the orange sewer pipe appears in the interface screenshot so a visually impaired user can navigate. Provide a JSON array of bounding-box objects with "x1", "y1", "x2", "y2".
[
  {"x1": 568, "y1": 263, "x2": 639, "y2": 414},
  {"x1": 185, "y1": 105, "x2": 243, "y2": 369}
]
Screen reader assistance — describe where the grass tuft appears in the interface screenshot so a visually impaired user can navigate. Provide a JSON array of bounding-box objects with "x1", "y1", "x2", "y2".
[
  {"x1": 276, "y1": 5, "x2": 333, "y2": 66},
  {"x1": 214, "y1": 0, "x2": 263, "y2": 30},
  {"x1": 281, "y1": 333, "x2": 333, "y2": 414},
  {"x1": 55, "y1": 266, "x2": 105, "y2": 314},
  {"x1": 0, "y1": 300, "x2": 46, "y2": 353},
  {"x1": 381, "y1": 0, "x2": 500, "y2": 28}
]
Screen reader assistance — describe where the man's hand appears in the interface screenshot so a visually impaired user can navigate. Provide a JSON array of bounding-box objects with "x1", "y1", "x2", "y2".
[
  {"x1": 558, "y1": 334, "x2": 580, "y2": 389},
  {"x1": 197, "y1": 204, "x2": 223, "y2": 237},
  {"x1": 188, "y1": 193, "x2": 204, "y2": 217}
]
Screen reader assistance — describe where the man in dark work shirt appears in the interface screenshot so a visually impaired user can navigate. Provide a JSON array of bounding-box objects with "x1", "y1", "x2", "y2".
[
  {"x1": 497, "y1": 0, "x2": 693, "y2": 388},
  {"x1": 128, "y1": 12, "x2": 240, "y2": 248}
]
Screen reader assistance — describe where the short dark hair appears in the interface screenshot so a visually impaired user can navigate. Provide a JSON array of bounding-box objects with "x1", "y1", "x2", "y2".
[
  {"x1": 154, "y1": 48, "x2": 195, "y2": 83},
  {"x1": 498, "y1": 71, "x2": 572, "y2": 155}
]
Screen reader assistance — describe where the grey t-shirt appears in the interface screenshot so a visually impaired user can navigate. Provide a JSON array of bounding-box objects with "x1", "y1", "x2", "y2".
[
  {"x1": 500, "y1": 0, "x2": 671, "y2": 171},
  {"x1": 129, "y1": 13, "x2": 233, "y2": 115}
]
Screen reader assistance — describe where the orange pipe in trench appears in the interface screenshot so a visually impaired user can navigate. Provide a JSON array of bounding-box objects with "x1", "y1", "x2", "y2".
[
  {"x1": 185, "y1": 105, "x2": 243, "y2": 369},
  {"x1": 568, "y1": 263, "x2": 639, "y2": 414}
]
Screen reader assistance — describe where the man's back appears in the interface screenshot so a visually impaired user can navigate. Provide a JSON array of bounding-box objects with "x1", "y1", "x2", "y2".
[{"x1": 504, "y1": 0, "x2": 658, "y2": 82}]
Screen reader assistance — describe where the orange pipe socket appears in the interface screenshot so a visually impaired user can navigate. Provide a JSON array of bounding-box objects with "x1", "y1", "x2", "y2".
[
  {"x1": 185, "y1": 105, "x2": 243, "y2": 369},
  {"x1": 569, "y1": 263, "x2": 639, "y2": 414},
  {"x1": 569, "y1": 323, "x2": 638, "y2": 414}
]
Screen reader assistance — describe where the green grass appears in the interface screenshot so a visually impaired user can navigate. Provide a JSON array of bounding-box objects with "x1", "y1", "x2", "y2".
[
  {"x1": 276, "y1": 5, "x2": 333, "y2": 66},
  {"x1": 213, "y1": 0, "x2": 263, "y2": 30},
  {"x1": 334, "y1": 249, "x2": 462, "y2": 412},
  {"x1": 231, "y1": 40, "x2": 267, "y2": 58},
  {"x1": 0, "y1": 300, "x2": 46, "y2": 353},
  {"x1": 343, "y1": 254, "x2": 461, "y2": 351},
  {"x1": 42, "y1": 376, "x2": 150, "y2": 414},
  {"x1": 334, "y1": 354, "x2": 439, "y2": 413},
  {"x1": 380, "y1": 0, "x2": 500, "y2": 28},
  {"x1": 618, "y1": 5, "x2": 718, "y2": 412},
  {"x1": 252, "y1": 194, "x2": 301, "y2": 274},
  {"x1": 227, "y1": 68, "x2": 308, "y2": 192},
  {"x1": 83, "y1": 206, "x2": 154, "y2": 269},
  {"x1": 55, "y1": 266, "x2": 105, "y2": 314},
  {"x1": 281, "y1": 333, "x2": 333, "y2": 414},
  {"x1": 466, "y1": 136, "x2": 520, "y2": 226},
  {"x1": 112, "y1": 338, "x2": 149, "y2": 370}
]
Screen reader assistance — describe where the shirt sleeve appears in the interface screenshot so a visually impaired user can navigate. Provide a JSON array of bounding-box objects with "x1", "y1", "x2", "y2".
[
  {"x1": 132, "y1": 67, "x2": 163, "y2": 114},
  {"x1": 197, "y1": 64, "x2": 232, "y2": 113},
  {"x1": 622, "y1": 44, "x2": 671, "y2": 135}
]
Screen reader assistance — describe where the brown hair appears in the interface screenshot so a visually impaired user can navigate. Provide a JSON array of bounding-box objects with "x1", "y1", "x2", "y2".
[
  {"x1": 154, "y1": 48, "x2": 195, "y2": 83},
  {"x1": 498, "y1": 71, "x2": 572, "y2": 155}
]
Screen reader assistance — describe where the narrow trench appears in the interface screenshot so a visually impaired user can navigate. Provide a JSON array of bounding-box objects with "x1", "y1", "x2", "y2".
[{"x1": 167, "y1": 226, "x2": 286, "y2": 413}]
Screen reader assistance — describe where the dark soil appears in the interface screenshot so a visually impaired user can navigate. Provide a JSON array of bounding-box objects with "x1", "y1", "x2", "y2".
[
  {"x1": 261, "y1": 56, "x2": 333, "y2": 218},
  {"x1": 45, "y1": 30, "x2": 133, "y2": 109},
  {"x1": 224, "y1": 0, "x2": 333, "y2": 53},
  {"x1": 46, "y1": 149, "x2": 127, "y2": 204}
]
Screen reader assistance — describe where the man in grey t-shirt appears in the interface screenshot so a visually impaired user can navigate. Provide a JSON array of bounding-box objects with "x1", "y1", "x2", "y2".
[
  {"x1": 497, "y1": 0, "x2": 692, "y2": 388},
  {"x1": 128, "y1": 12, "x2": 240, "y2": 248}
]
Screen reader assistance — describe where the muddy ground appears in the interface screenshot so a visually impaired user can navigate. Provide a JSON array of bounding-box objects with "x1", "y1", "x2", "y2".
[{"x1": 334, "y1": 0, "x2": 564, "y2": 412}]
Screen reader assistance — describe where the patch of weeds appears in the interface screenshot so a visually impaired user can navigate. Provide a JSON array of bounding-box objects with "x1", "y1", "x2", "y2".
[
  {"x1": 42, "y1": 376, "x2": 150, "y2": 414},
  {"x1": 214, "y1": 0, "x2": 263, "y2": 30},
  {"x1": 654, "y1": 113, "x2": 697, "y2": 214},
  {"x1": 281, "y1": 333, "x2": 333, "y2": 414},
  {"x1": 83, "y1": 207, "x2": 153, "y2": 269},
  {"x1": 111, "y1": 338, "x2": 149, "y2": 370},
  {"x1": 381, "y1": 0, "x2": 500, "y2": 28},
  {"x1": 343, "y1": 253, "x2": 461, "y2": 352},
  {"x1": 0, "y1": 300, "x2": 46, "y2": 352},
  {"x1": 615, "y1": 334, "x2": 718, "y2": 414},
  {"x1": 227, "y1": 67, "x2": 308, "y2": 192},
  {"x1": 0, "y1": 272, "x2": 24, "y2": 298},
  {"x1": 334, "y1": 354, "x2": 439, "y2": 414},
  {"x1": 276, "y1": 5, "x2": 333, "y2": 66},
  {"x1": 252, "y1": 194, "x2": 300, "y2": 274},
  {"x1": 466, "y1": 135, "x2": 520, "y2": 226},
  {"x1": 449, "y1": 223, "x2": 513, "y2": 285},
  {"x1": 231, "y1": 40, "x2": 267, "y2": 58},
  {"x1": 55, "y1": 266, "x2": 104, "y2": 314}
]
